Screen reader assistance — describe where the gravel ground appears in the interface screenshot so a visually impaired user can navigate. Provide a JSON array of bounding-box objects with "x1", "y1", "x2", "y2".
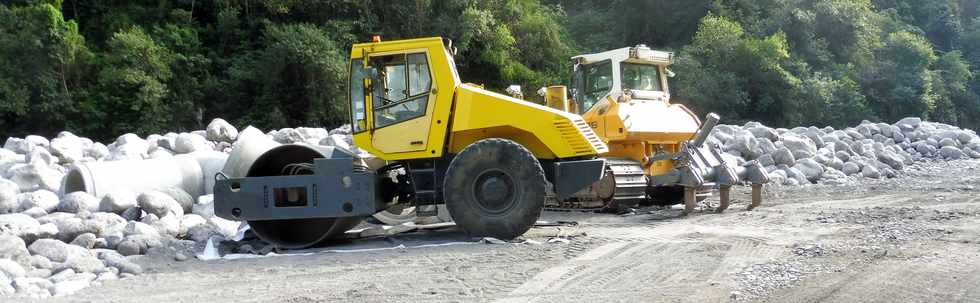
[{"x1": 13, "y1": 158, "x2": 976, "y2": 302}]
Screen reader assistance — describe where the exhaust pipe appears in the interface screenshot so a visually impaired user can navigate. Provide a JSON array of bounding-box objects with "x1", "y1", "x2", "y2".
[{"x1": 691, "y1": 112, "x2": 720, "y2": 148}]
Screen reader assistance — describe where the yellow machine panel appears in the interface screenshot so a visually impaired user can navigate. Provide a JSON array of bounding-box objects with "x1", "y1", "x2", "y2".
[
  {"x1": 449, "y1": 84, "x2": 608, "y2": 159},
  {"x1": 349, "y1": 37, "x2": 606, "y2": 161}
]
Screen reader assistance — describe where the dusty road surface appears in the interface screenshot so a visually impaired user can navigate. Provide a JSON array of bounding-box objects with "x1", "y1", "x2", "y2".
[{"x1": 34, "y1": 159, "x2": 980, "y2": 303}]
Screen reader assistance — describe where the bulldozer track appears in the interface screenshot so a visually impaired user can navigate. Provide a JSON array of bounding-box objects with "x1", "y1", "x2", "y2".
[
  {"x1": 605, "y1": 158, "x2": 648, "y2": 203},
  {"x1": 545, "y1": 158, "x2": 648, "y2": 211}
]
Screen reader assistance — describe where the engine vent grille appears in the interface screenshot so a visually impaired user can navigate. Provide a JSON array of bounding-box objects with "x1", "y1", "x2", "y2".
[{"x1": 554, "y1": 118, "x2": 609, "y2": 156}]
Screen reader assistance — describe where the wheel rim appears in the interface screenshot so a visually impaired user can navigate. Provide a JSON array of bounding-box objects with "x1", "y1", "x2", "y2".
[{"x1": 471, "y1": 168, "x2": 518, "y2": 215}]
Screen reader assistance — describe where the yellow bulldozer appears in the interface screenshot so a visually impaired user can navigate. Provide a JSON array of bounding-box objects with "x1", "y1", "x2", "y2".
[
  {"x1": 542, "y1": 44, "x2": 770, "y2": 212},
  {"x1": 212, "y1": 37, "x2": 609, "y2": 248}
]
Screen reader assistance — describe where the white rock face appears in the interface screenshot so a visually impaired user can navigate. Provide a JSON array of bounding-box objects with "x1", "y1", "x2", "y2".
[
  {"x1": 136, "y1": 191, "x2": 183, "y2": 218},
  {"x1": 174, "y1": 133, "x2": 211, "y2": 154},
  {"x1": 83, "y1": 142, "x2": 109, "y2": 160},
  {"x1": 178, "y1": 214, "x2": 206, "y2": 237},
  {"x1": 0, "y1": 178, "x2": 19, "y2": 214},
  {"x1": 98, "y1": 191, "x2": 137, "y2": 214},
  {"x1": 15, "y1": 190, "x2": 59, "y2": 213},
  {"x1": 710, "y1": 117, "x2": 980, "y2": 186},
  {"x1": 58, "y1": 192, "x2": 100, "y2": 213},
  {"x1": 8, "y1": 163, "x2": 64, "y2": 193},
  {"x1": 3, "y1": 138, "x2": 33, "y2": 154},
  {"x1": 49, "y1": 134, "x2": 85, "y2": 164},
  {"x1": 107, "y1": 134, "x2": 149, "y2": 161},
  {"x1": 206, "y1": 118, "x2": 239, "y2": 143}
]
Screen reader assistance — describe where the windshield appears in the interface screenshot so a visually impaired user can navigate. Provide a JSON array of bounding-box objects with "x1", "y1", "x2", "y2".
[
  {"x1": 621, "y1": 63, "x2": 662, "y2": 91},
  {"x1": 576, "y1": 61, "x2": 612, "y2": 113}
]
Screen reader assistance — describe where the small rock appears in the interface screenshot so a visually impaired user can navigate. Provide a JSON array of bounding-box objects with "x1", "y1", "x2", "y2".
[
  {"x1": 29, "y1": 255, "x2": 51, "y2": 270},
  {"x1": 12, "y1": 277, "x2": 53, "y2": 296},
  {"x1": 137, "y1": 191, "x2": 183, "y2": 218},
  {"x1": 27, "y1": 239, "x2": 89, "y2": 263},
  {"x1": 174, "y1": 133, "x2": 210, "y2": 154},
  {"x1": 793, "y1": 158, "x2": 824, "y2": 182},
  {"x1": 939, "y1": 137, "x2": 959, "y2": 147},
  {"x1": 895, "y1": 117, "x2": 922, "y2": 130},
  {"x1": 861, "y1": 165, "x2": 881, "y2": 179},
  {"x1": 0, "y1": 259, "x2": 26, "y2": 278},
  {"x1": 206, "y1": 118, "x2": 239, "y2": 143},
  {"x1": 98, "y1": 190, "x2": 138, "y2": 214},
  {"x1": 123, "y1": 221, "x2": 160, "y2": 238},
  {"x1": 179, "y1": 214, "x2": 206, "y2": 237},
  {"x1": 120, "y1": 206, "x2": 143, "y2": 221},
  {"x1": 772, "y1": 147, "x2": 796, "y2": 166},
  {"x1": 15, "y1": 189, "x2": 59, "y2": 213},
  {"x1": 59, "y1": 192, "x2": 100, "y2": 213},
  {"x1": 0, "y1": 213, "x2": 45, "y2": 243},
  {"x1": 158, "y1": 187, "x2": 193, "y2": 214},
  {"x1": 143, "y1": 213, "x2": 179, "y2": 237},
  {"x1": 940, "y1": 146, "x2": 965, "y2": 159},
  {"x1": 842, "y1": 162, "x2": 861, "y2": 176},
  {"x1": 3, "y1": 138, "x2": 33, "y2": 154},
  {"x1": 192, "y1": 194, "x2": 214, "y2": 218},
  {"x1": 70, "y1": 233, "x2": 97, "y2": 249},
  {"x1": 0, "y1": 178, "x2": 19, "y2": 213},
  {"x1": 115, "y1": 240, "x2": 142, "y2": 256},
  {"x1": 99, "y1": 252, "x2": 142, "y2": 274},
  {"x1": 83, "y1": 143, "x2": 109, "y2": 160}
]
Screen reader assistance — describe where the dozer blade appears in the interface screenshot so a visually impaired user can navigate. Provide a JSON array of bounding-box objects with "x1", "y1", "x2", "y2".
[{"x1": 650, "y1": 113, "x2": 771, "y2": 214}]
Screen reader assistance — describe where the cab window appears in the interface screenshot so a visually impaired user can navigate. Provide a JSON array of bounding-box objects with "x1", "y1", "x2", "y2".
[
  {"x1": 621, "y1": 63, "x2": 662, "y2": 91},
  {"x1": 349, "y1": 59, "x2": 368, "y2": 132},
  {"x1": 371, "y1": 53, "x2": 432, "y2": 128},
  {"x1": 576, "y1": 61, "x2": 612, "y2": 113}
]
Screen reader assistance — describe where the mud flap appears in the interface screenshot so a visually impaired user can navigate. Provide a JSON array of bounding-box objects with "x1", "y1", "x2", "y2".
[{"x1": 546, "y1": 159, "x2": 607, "y2": 201}]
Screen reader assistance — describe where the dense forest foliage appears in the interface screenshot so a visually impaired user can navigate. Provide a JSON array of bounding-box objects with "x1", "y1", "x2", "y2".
[{"x1": 4, "y1": 0, "x2": 980, "y2": 140}]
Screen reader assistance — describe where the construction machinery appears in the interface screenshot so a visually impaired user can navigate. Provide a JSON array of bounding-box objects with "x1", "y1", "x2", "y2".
[
  {"x1": 212, "y1": 37, "x2": 608, "y2": 248},
  {"x1": 542, "y1": 45, "x2": 769, "y2": 212}
]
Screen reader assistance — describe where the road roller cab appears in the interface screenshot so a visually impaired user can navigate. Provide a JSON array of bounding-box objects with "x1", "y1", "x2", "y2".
[{"x1": 213, "y1": 37, "x2": 608, "y2": 248}]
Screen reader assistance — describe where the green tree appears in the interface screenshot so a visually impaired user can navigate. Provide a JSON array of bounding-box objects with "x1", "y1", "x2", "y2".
[
  {"x1": 229, "y1": 23, "x2": 348, "y2": 130},
  {"x1": 865, "y1": 31, "x2": 937, "y2": 122},
  {"x1": 674, "y1": 15, "x2": 804, "y2": 126},
  {"x1": 0, "y1": 1, "x2": 90, "y2": 136},
  {"x1": 89, "y1": 26, "x2": 173, "y2": 136}
]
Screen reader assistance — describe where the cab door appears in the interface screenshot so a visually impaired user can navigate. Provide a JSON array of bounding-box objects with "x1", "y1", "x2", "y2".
[{"x1": 366, "y1": 52, "x2": 435, "y2": 154}]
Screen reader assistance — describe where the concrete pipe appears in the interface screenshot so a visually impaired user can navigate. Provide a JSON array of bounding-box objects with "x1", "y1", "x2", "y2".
[
  {"x1": 221, "y1": 126, "x2": 281, "y2": 179},
  {"x1": 62, "y1": 151, "x2": 228, "y2": 198},
  {"x1": 243, "y1": 143, "x2": 363, "y2": 248}
]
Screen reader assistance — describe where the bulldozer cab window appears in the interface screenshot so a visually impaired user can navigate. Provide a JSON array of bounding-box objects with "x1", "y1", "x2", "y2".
[
  {"x1": 349, "y1": 59, "x2": 368, "y2": 132},
  {"x1": 578, "y1": 61, "x2": 612, "y2": 113},
  {"x1": 621, "y1": 63, "x2": 662, "y2": 92},
  {"x1": 370, "y1": 53, "x2": 432, "y2": 128}
]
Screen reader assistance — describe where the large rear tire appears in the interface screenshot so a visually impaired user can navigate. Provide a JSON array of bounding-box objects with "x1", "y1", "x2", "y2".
[{"x1": 443, "y1": 138, "x2": 545, "y2": 239}]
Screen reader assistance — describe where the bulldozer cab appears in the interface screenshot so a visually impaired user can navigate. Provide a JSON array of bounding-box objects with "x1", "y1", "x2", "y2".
[{"x1": 569, "y1": 45, "x2": 673, "y2": 114}]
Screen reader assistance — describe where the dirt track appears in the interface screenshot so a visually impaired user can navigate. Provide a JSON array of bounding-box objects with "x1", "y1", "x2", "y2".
[{"x1": 34, "y1": 159, "x2": 980, "y2": 303}]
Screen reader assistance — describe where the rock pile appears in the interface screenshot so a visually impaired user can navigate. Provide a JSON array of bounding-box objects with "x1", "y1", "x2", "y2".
[
  {"x1": 0, "y1": 119, "x2": 302, "y2": 298},
  {"x1": 709, "y1": 117, "x2": 980, "y2": 186}
]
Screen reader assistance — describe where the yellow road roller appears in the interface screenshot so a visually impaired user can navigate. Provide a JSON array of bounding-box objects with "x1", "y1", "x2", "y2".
[{"x1": 213, "y1": 37, "x2": 609, "y2": 248}]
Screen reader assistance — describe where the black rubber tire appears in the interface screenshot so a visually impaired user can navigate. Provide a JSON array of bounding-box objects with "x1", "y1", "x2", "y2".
[{"x1": 443, "y1": 138, "x2": 546, "y2": 239}]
